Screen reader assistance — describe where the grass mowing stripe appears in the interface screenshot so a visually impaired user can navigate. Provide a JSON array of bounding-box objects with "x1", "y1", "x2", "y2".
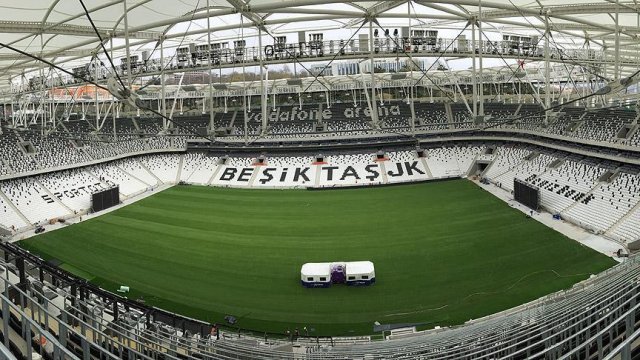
[{"x1": 20, "y1": 180, "x2": 616, "y2": 336}]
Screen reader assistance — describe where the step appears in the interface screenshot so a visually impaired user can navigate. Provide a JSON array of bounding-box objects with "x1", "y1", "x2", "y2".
[{"x1": 606, "y1": 199, "x2": 640, "y2": 235}]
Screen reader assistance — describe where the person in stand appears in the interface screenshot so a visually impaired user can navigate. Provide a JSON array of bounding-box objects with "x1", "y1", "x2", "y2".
[
  {"x1": 294, "y1": 328, "x2": 299, "y2": 340},
  {"x1": 303, "y1": 326, "x2": 309, "y2": 337},
  {"x1": 210, "y1": 324, "x2": 219, "y2": 341},
  {"x1": 285, "y1": 329, "x2": 291, "y2": 342}
]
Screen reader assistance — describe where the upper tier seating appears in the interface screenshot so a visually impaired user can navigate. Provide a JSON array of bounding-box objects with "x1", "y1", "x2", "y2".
[
  {"x1": 415, "y1": 102, "x2": 448, "y2": 130},
  {"x1": 451, "y1": 103, "x2": 475, "y2": 129},
  {"x1": 0, "y1": 102, "x2": 639, "y2": 179},
  {"x1": 571, "y1": 109, "x2": 635, "y2": 143},
  {"x1": 379, "y1": 102, "x2": 412, "y2": 129},
  {"x1": 483, "y1": 102, "x2": 519, "y2": 120},
  {"x1": 0, "y1": 129, "x2": 39, "y2": 174},
  {"x1": 627, "y1": 126, "x2": 640, "y2": 147},
  {"x1": 21, "y1": 130, "x2": 92, "y2": 170}
]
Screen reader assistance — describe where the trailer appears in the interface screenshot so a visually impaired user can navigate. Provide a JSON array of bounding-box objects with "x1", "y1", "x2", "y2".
[{"x1": 300, "y1": 261, "x2": 375, "y2": 288}]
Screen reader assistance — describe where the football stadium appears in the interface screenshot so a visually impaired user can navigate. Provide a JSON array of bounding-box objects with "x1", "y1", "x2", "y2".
[{"x1": 0, "y1": 0, "x2": 639, "y2": 359}]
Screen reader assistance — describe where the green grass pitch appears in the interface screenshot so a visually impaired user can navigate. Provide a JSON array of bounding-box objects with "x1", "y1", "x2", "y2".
[{"x1": 20, "y1": 180, "x2": 616, "y2": 336}]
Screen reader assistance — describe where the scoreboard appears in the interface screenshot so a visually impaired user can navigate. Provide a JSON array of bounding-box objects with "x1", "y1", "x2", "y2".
[
  {"x1": 514, "y1": 179, "x2": 539, "y2": 210},
  {"x1": 92, "y1": 186, "x2": 120, "y2": 212}
]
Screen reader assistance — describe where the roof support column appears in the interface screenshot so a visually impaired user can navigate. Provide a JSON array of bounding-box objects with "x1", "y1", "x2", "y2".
[
  {"x1": 110, "y1": 37, "x2": 117, "y2": 141},
  {"x1": 123, "y1": 0, "x2": 133, "y2": 92},
  {"x1": 206, "y1": 0, "x2": 215, "y2": 138},
  {"x1": 160, "y1": 38, "x2": 167, "y2": 126},
  {"x1": 478, "y1": 1, "x2": 484, "y2": 118},
  {"x1": 544, "y1": 11, "x2": 551, "y2": 125},
  {"x1": 470, "y1": 18, "x2": 478, "y2": 118},
  {"x1": 39, "y1": 34, "x2": 46, "y2": 134},
  {"x1": 368, "y1": 19, "x2": 379, "y2": 128},
  {"x1": 408, "y1": 1, "x2": 416, "y2": 136},
  {"x1": 259, "y1": 27, "x2": 268, "y2": 136},
  {"x1": 94, "y1": 55, "x2": 100, "y2": 130},
  {"x1": 614, "y1": 0, "x2": 620, "y2": 82}
]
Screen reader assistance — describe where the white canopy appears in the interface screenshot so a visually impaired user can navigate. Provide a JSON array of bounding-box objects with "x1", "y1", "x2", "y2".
[
  {"x1": 346, "y1": 261, "x2": 375, "y2": 276},
  {"x1": 300, "y1": 262, "x2": 330, "y2": 278},
  {"x1": 1, "y1": 0, "x2": 639, "y2": 92}
]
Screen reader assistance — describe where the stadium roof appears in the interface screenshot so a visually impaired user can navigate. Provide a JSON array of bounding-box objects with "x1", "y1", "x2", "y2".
[{"x1": 0, "y1": 0, "x2": 639, "y2": 88}]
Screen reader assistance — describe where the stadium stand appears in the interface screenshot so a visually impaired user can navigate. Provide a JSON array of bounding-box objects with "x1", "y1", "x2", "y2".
[
  {"x1": 87, "y1": 162, "x2": 149, "y2": 197},
  {"x1": 0, "y1": 129, "x2": 39, "y2": 174},
  {"x1": 265, "y1": 155, "x2": 315, "y2": 166},
  {"x1": 2, "y1": 102, "x2": 640, "y2": 180},
  {"x1": 5, "y1": 141, "x2": 636, "y2": 243},
  {"x1": 0, "y1": 193, "x2": 28, "y2": 230},
  {"x1": 138, "y1": 154, "x2": 182, "y2": 184},
  {"x1": 482, "y1": 145, "x2": 530, "y2": 179},
  {"x1": 572, "y1": 109, "x2": 636, "y2": 143},
  {"x1": 36, "y1": 168, "x2": 103, "y2": 214},
  {"x1": 563, "y1": 172, "x2": 640, "y2": 234},
  {"x1": 491, "y1": 151, "x2": 556, "y2": 192},
  {"x1": 526, "y1": 159, "x2": 606, "y2": 214},
  {"x1": 0, "y1": 177, "x2": 71, "y2": 225},
  {"x1": 3, "y1": 0, "x2": 640, "y2": 357},
  {"x1": 381, "y1": 102, "x2": 411, "y2": 129},
  {"x1": 181, "y1": 152, "x2": 219, "y2": 184},
  {"x1": 115, "y1": 157, "x2": 161, "y2": 186},
  {"x1": 3, "y1": 93, "x2": 640, "y2": 360},
  {"x1": 425, "y1": 145, "x2": 483, "y2": 178},
  {"x1": 610, "y1": 205, "x2": 640, "y2": 244},
  {"x1": 415, "y1": 102, "x2": 449, "y2": 130}
]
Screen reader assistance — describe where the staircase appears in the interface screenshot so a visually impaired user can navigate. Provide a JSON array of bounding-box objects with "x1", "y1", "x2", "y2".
[
  {"x1": 444, "y1": 103, "x2": 454, "y2": 129},
  {"x1": 606, "y1": 200, "x2": 640, "y2": 235},
  {"x1": 513, "y1": 103, "x2": 523, "y2": 116}
]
